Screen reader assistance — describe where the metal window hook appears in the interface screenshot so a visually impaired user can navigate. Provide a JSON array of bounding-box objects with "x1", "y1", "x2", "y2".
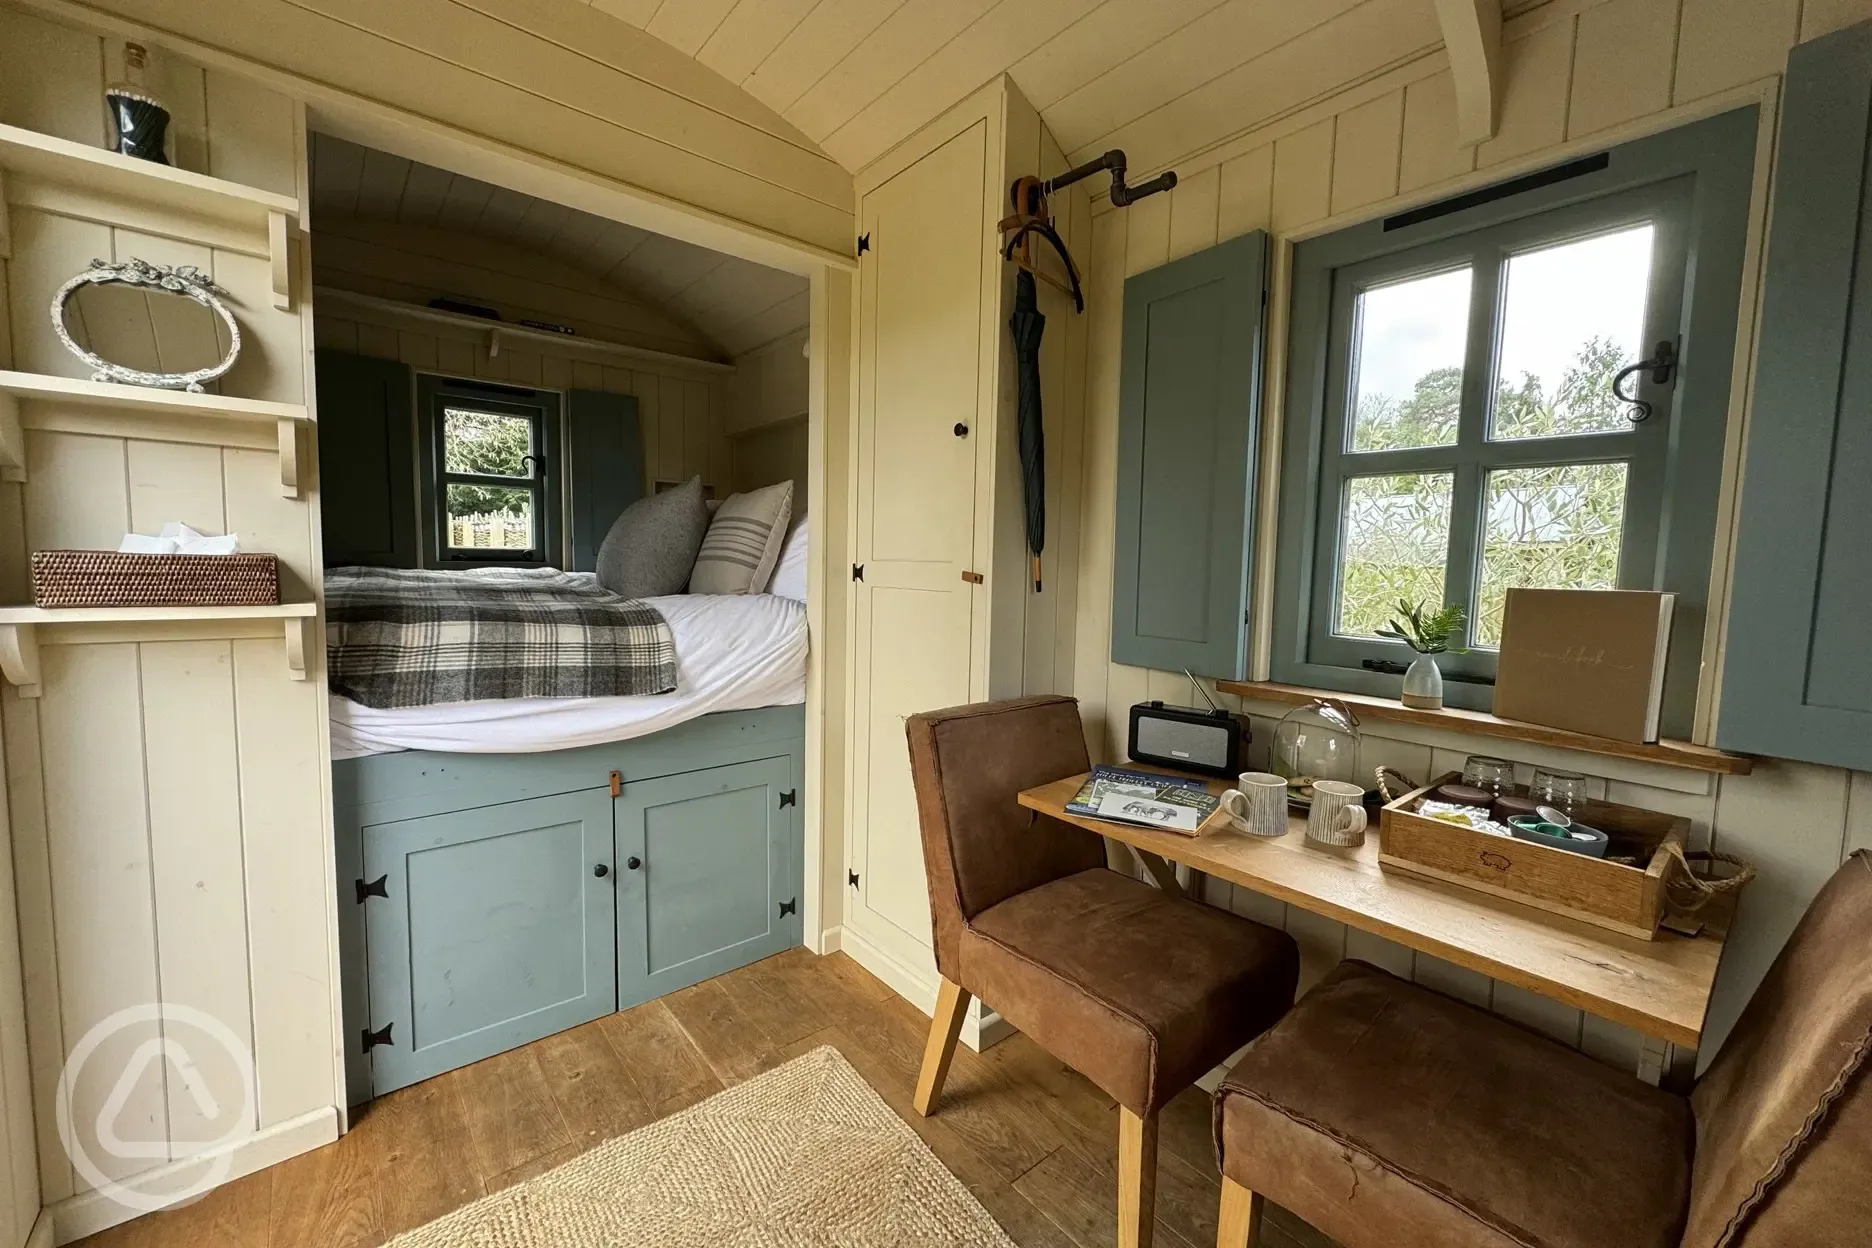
[{"x1": 1612, "y1": 340, "x2": 1678, "y2": 423}]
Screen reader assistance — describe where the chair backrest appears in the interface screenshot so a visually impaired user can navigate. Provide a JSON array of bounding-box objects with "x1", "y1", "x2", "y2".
[
  {"x1": 905, "y1": 696, "x2": 1106, "y2": 977},
  {"x1": 1682, "y1": 851, "x2": 1872, "y2": 1248}
]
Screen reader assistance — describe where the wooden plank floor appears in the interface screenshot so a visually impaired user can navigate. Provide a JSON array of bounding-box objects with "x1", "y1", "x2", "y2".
[{"x1": 77, "y1": 949, "x2": 1333, "y2": 1248}]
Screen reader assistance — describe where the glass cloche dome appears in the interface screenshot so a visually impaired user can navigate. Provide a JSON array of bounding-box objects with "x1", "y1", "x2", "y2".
[{"x1": 1271, "y1": 699, "x2": 1363, "y2": 804}]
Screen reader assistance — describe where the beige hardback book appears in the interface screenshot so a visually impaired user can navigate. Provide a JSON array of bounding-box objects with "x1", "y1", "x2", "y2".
[{"x1": 1493, "y1": 589, "x2": 1675, "y2": 743}]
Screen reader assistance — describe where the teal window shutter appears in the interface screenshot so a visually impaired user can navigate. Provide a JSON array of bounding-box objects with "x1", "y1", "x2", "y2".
[
  {"x1": 1109, "y1": 230, "x2": 1269, "y2": 679},
  {"x1": 1719, "y1": 22, "x2": 1872, "y2": 770},
  {"x1": 567, "y1": 389, "x2": 644, "y2": 573},
  {"x1": 314, "y1": 350, "x2": 416, "y2": 568}
]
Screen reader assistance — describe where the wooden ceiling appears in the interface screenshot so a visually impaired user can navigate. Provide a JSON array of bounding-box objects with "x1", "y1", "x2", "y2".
[
  {"x1": 579, "y1": 0, "x2": 1464, "y2": 175},
  {"x1": 308, "y1": 133, "x2": 809, "y2": 359}
]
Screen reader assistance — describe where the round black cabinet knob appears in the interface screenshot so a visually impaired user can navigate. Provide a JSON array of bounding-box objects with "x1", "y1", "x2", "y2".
[
  {"x1": 626, "y1": 856, "x2": 643, "y2": 871},
  {"x1": 593, "y1": 863, "x2": 609, "y2": 878},
  {"x1": 954, "y1": 423, "x2": 969, "y2": 437}
]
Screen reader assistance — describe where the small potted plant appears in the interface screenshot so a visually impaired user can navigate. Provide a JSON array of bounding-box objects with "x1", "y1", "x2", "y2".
[{"x1": 1376, "y1": 600, "x2": 1467, "y2": 710}]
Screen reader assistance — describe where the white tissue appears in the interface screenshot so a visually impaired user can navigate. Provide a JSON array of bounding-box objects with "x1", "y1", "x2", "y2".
[{"x1": 118, "y1": 522, "x2": 240, "y2": 556}]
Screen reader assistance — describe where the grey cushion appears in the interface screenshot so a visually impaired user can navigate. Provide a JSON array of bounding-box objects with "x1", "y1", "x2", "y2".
[
  {"x1": 689, "y1": 480, "x2": 795, "y2": 595},
  {"x1": 595, "y1": 475, "x2": 710, "y2": 598}
]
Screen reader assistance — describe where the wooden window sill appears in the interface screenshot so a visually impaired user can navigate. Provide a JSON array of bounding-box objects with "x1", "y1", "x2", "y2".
[{"x1": 1214, "y1": 680, "x2": 1753, "y2": 776}]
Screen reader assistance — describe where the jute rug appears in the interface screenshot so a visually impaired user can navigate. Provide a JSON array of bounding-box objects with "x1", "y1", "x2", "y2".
[{"x1": 388, "y1": 1045, "x2": 1017, "y2": 1246}]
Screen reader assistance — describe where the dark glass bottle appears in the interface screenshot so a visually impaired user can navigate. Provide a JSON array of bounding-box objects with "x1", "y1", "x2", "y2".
[{"x1": 105, "y1": 43, "x2": 170, "y2": 165}]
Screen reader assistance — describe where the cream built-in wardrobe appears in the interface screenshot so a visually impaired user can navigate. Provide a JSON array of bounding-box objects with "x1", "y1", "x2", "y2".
[{"x1": 840, "y1": 77, "x2": 1088, "y2": 1043}]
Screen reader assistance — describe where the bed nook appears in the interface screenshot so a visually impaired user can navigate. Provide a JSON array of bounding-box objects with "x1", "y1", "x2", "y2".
[{"x1": 308, "y1": 133, "x2": 815, "y2": 1099}]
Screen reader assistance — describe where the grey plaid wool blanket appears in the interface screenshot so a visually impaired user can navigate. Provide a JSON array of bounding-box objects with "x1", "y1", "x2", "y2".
[{"x1": 325, "y1": 567, "x2": 678, "y2": 709}]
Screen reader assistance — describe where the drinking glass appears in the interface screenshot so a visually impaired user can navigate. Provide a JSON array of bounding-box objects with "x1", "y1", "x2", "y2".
[
  {"x1": 1530, "y1": 766, "x2": 1588, "y2": 814},
  {"x1": 1461, "y1": 755, "x2": 1515, "y2": 794}
]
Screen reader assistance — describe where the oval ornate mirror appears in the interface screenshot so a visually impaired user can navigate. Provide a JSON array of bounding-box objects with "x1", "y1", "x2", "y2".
[{"x1": 51, "y1": 258, "x2": 242, "y2": 392}]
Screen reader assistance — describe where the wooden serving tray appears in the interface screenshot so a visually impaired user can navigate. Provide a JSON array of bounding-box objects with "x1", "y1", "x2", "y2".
[{"x1": 1378, "y1": 773, "x2": 1688, "y2": 940}]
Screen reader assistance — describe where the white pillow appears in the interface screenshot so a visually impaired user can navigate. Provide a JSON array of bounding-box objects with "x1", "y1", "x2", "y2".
[{"x1": 769, "y1": 515, "x2": 808, "y2": 602}]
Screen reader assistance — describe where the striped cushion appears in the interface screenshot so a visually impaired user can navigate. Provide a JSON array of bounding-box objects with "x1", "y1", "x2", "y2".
[{"x1": 689, "y1": 480, "x2": 795, "y2": 595}]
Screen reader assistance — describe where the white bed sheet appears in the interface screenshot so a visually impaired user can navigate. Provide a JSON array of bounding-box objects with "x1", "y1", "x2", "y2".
[{"x1": 330, "y1": 591, "x2": 807, "y2": 759}]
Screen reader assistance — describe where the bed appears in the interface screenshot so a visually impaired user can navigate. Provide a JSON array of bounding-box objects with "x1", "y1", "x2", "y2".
[{"x1": 330, "y1": 520, "x2": 810, "y2": 1102}]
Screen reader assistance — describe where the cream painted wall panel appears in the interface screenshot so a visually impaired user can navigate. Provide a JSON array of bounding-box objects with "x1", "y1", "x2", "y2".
[
  {"x1": 696, "y1": 0, "x2": 821, "y2": 86},
  {"x1": 1330, "y1": 89, "x2": 1404, "y2": 215},
  {"x1": 24, "y1": 432, "x2": 128, "y2": 552},
  {"x1": 214, "y1": 250, "x2": 305, "y2": 406},
  {"x1": 818, "y1": 0, "x2": 1104, "y2": 172},
  {"x1": 54, "y1": 0, "x2": 852, "y2": 256},
  {"x1": 6, "y1": 209, "x2": 111, "y2": 380},
  {"x1": 1166, "y1": 165, "x2": 1220, "y2": 261},
  {"x1": 794, "y1": 0, "x2": 1001, "y2": 150},
  {"x1": 0, "y1": 260, "x2": 13, "y2": 373},
  {"x1": 1217, "y1": 145, "x2": 1274, "y2": 239},
  {"x1": 1086, "y1": 0, "x2": 1439, "y2": 170},
  {"x1": 229, "y1": 636, "x2": 334, "y2": 1129},
  {"x1": 141, "y1": 641, "x2": 256, "y2": 1152},
  {"x1": 1801, "y1": 0, "x2": 1872, "y2": 40},
  {"x1": 646, "y1": 0, "x2": 740, "y2": 59},
  {"x1": 1568, "y1": 0, "x2": 1680, "y2": 139},
  {"x1": 1849, "y1": 773, "x2": 1872, "y2": 856},
  {"x1": 741, "y1": 0, "x2": 905, "y2": 116},
  {"x1": 126, "y1": 439, "x2": 222, "y2": 537},
  {"x1": 1010, "y1": 0, "x2": 1233, "y2": 113},
  {"x1": 0, "y1": 7, "x2": 104, "y2": 146},
  {"x1": 0, "y1": 711, "x2": 40, "y2": 1247},
  {"x1": 203, "y1": 69, "x2": 298, "y2": 197},
  {"x1": 1045, "y1": 0, "x2": 1365, "y2": 159},
  {"x1": 1672, "y1": 0, "x2": 1800, "y2": 104},
  {"x1": 1476, "y1": 19, "x2": 1575, "y2": 168},
  {"x1": 1069, "y1": 208, "x2": 1126, "y2": 760},
  {"x1": 38, "y1": 643, "x2": 166, "y2": 1188},
  {"x1": 1344, "y1": 928, "x2": 1415, "y2": 978},
  {"x1": 1271, "y1": 120, "x2": 1334, "y2": 235},
  {"x1": 1399, "y1": 71, "x2": 1476, "y2": 195}
]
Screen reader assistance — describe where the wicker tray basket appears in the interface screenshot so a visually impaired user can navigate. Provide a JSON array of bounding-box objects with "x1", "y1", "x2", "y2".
[{"x1": 31, "y1": 551, "x2": 279, "y2": 608}]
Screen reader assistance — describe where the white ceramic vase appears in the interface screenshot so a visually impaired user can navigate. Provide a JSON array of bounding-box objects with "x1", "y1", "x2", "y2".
[{"x1": 1401, "y1": 653, "x2": 1444, "y2": 709}]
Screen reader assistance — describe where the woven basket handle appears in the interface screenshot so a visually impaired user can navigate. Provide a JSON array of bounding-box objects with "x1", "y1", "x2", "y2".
[{"x1": 1661, "y1": 842, "x2": 1758, "y2": 913}]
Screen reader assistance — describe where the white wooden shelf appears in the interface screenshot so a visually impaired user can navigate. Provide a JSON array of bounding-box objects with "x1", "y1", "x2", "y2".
[
  {"x1": 0, "y1": 123, "x2": 299, "y2": 308},
  {"x1": 314, "y1": 286, "x2": 736, "y2": 374},
  {"x1": 0, "y1": 602, "x2": 319, "y2": 695},
  {"x1": 0, "y1": 370, "x2": 310, "y2": 497}
]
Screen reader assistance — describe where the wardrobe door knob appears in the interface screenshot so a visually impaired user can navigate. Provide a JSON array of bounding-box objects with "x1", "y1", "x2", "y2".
[
  {"x1": 626, "y1": 856, "x2": 643, "y2": 871},
  {"x1": 954, "y1": 423, "x2": 969, "y2": 437},
  {"x1": 593, "y1": 863, "x2": 609, "y2": 878}
]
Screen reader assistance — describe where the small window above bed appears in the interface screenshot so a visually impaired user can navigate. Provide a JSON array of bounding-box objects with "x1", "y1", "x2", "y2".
[{"x1": 416, "y1": 376, "x2": 564, "y2": 569}]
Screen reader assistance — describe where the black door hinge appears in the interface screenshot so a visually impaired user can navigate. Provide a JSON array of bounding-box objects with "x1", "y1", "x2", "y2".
[
  {"x1": 857, "y1": 232, "x2": 871, "y2": 255},
  {"x1": 851, "y1": 564, "x2": 864, "y2": 581},
  {"x1": 361, "y1": 1023, "x2": 394, "y2": 1051},
  {"x1": 848, "y1": 870, "x2": 860, "y2": 889},
  {"x1": 355, "y1": 874, "x2": 388, "y2": 904},
  {"x1": 779, "y1": 789, "x2": 797, "y2": 808},
  {"x1": 779, "y1": 898, "x2": 797, "y2": 918}
]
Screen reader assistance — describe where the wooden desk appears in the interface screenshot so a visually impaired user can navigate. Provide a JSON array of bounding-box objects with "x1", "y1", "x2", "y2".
[{"x1": 1019, "y1": 774, "x2": 1728, "y2": 1050}]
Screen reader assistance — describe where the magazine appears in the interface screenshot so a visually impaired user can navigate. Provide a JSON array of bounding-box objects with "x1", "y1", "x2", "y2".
[{"x1": 1065, "y1": 765, "x2": 1220, "y2": 834}]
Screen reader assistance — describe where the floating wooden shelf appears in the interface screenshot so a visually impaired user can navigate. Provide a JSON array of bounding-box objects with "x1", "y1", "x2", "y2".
[
  {"x1": 313, "y1": 287, "x2": 736, "y2": 374},
  {"x1": 0, "y1": 602, "x2": 319, "y2": 695},
  {"x1": 0, "y1": 122, "x2": 299, "y2": 308},
  {"x1": 0, "y1": 370, "x2": 310, "y2": 497},
  {"x1": 1215, "y1": 679, "x2": 1753, "y2": 776}
]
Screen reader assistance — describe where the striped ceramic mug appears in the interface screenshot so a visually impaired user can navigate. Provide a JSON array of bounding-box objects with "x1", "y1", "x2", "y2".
[
  {"x1": 1219, "y1": 771, "x2": 1289, "y2": 838},
  {"x1": 1306, "y1": 779, "x2": 1369, "y2": 847}
]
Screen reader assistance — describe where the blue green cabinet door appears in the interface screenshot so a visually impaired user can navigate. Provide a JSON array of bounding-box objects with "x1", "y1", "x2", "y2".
[
  {"x1": 361, "y1": 788, "x2": 617, "y2": 1095},
  {"x1": 315, "y1": 350, "x2": 417, "y2": 568},
  {"x1": 567, "y1": 389, "x2": 644, "y2": 572},
  {"x1": 1110, "y1": 231, "x2": 1269, "y2": 679},
  {"x1": 615, "y1": 756, "x2": 799, "y2": 1010},
  {"x1": 1719, "y1": 22, "x2": 1872, "y2": 769}
]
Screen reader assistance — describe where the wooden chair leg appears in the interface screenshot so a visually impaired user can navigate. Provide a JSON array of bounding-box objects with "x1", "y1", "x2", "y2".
[
  {"x1": 1216, "y1": 1176, "x2": 1264, "y2": 1248},
  {"x1": 1118, "y1": 1106, "x2": 1159, "y2": 1248},
  {"x1": 913, "y1": 977, "x2": 971, "y2": 1116}
]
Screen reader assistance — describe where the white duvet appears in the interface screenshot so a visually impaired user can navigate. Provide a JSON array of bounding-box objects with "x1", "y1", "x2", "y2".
[{"x1": 330, "y1": 590, "x2": 807, "y2": 759}]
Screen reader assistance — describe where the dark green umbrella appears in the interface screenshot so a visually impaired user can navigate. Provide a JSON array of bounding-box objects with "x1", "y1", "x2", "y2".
[{"x1": 1009, "y1": 269, "x2": 1047, "y2": 591}]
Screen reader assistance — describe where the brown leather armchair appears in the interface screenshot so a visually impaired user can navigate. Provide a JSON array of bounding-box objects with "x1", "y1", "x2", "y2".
[
  {"x1": 905, "y1": 695, "x2": 1299, "y2": 1248},
  {"x1": 1213, "y1": 851, "x2": 1872, "y2": 1248}
]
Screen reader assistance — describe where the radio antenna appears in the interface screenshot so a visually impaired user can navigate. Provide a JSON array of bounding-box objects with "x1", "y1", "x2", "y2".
[{"x1": 1184, "y1": 668, "x2": 1221, "y2": 713}]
